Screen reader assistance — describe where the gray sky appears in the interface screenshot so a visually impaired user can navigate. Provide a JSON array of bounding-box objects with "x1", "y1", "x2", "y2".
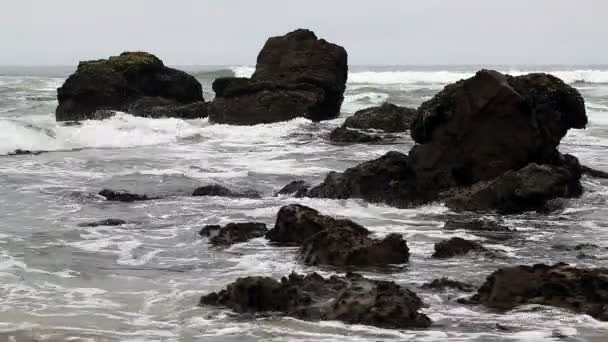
[{"x1": 2, "y1": 0, "x2": 606, "y2": 66}]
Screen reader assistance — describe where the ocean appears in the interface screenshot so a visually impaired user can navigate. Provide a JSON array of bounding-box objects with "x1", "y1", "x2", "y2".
[{"x1": 0, "y1": 65, "x2": 607, "y2": 341}]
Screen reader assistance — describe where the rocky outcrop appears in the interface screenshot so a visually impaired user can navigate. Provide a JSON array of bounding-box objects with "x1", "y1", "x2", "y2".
[
  {"x1": 328, "y1": 127, "x2": 382, "y2": 143},
  {"x1": 192, "y1": 184, "x2": 261, "y2": 198},
  {"x1": 200, "y1": 272, "x2": 431, "y2": 329},
  {"x1": 432, "y1": 237, "x2": 487, "y2": 259},
  {"x1": 464, "y1": 263, "x2": 608, "y2": 321},
  {"x1": 309, "y1": 70, "x2": 588, "y2": 213},
  {"x1": 199, "y1": 222, "x2": 268, "y2": 246},
  {"x1": 98, "y1": 189, "x2": 156, "y2": 202},
  {"x1": 300, "y1": 230, "x2": 409, "y2": 267},
  {"x1": 421, "y1": 278, "x2": 476, "y2": 292},
  {"x1": 275, "y1": 180, "x2": 310, "y2": 197},
  {"x1": 208, "y1": 29, "x2": 348, "y2": 125},
  {"x1": 266, "y1": 204, "x2": 369, "y2": 245},
  {"x1": 343, "y1": 103, "x2": 417, "y2": 132},
  {"x1": 56, "y1": 52, "x2": 206, "y2": 121}
]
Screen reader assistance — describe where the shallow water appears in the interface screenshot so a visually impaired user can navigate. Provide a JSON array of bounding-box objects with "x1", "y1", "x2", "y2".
[{"x1": 0, "y1": 65, "x2": 607, "y2": 341}]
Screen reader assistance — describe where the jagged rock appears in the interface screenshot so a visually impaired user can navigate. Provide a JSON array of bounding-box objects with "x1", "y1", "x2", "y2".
[
  {"x1": 421, "y1": 278, "x2": 476, "y2": 292},
  {"x1": 266, "y1": 204, "x2": 369, "y2": 245},
  {"x1": 208, "y1": 29, "x2": 348, "y2": 125},
  {"x1": 329, "y1": 127, "x2": 382, "y2": 143},
  {"x1": 343, "y1": 103, "x2": 417, "y2": 132},
  {"x1": 464, "y1": 263, "x2": 608, "y2": 321},
  {"x1": 78, "y1": 219, "x2": 128, "y2": 227},
  {"x1": 443, "y1": 162, "x2": 583, "y2": 214},
  {"x1": 275, "y1": 180, "x2": 310, "y2": 197},
  {"x1": 300, "y1": 230, "x2": 409, "y2": 267},
  {"x1": 432, "y1": 237, "x2": 487, "y2": 259},
  {"x1": 199, "y1": 222, "x2": 268, "y2": 246},
  {"x1": 200, "y1": 272, "x2": 431, "y2": 329},
  {"x1": 192, "y1": 184, "x2": 261, "y2": 198},
  {"x1": 56, "y1": 52, "x2": 206, "y2": 121},
  {"x1": 98, "y1": 189, "x2": 155, "y2": 202}
]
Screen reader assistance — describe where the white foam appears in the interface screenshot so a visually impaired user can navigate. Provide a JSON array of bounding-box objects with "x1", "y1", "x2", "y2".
[{"x1": 230, "y1": 65, "x2": 255, "y2": 78}]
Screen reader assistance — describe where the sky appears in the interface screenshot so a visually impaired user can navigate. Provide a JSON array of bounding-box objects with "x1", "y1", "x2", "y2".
[{"x1": 2, "y1": 0, "x2": 607, "y2": 66}]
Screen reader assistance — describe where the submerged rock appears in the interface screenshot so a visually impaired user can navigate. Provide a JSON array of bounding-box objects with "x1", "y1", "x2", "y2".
[
  {"x1": 343, "y1": 103, "x2": 417, "y2": 132},
  {"x1": 199, "y1": 222, "x2": 268, "y2": 246},
  {"x1": 78, "y1": 219, "x2": 128, "y2": 227},
  {"x1": 275, "y1": 180, "x2": 310, "y2": 197},
  {"x1": 8, "y1": 149, "x2": 45, "y2": 156},
  {"x1": 421, "y1": 278, "x2": 476, "y2": 292},
  {"x1": 98, "y1": 189, "x2": 155, "y2": 202},
  {"x1": 300, "y1": 230, "x2": 409, "y2": 267},
  {"x1": 266, "y1": 204, "x2": 369, "y2": 245},
  {"x1": 200, "y1": 272, "x2": 431, "y2": 329},
  {"x1": 56, "y1": 52, "x2": 206, "y2": 121},
  {"x1": 464, "y1": 263, "x2": 608, "y2": 321},
  {"x1": 328, "y1": 127, "x2": 382, "y2": 143},
  {"x1": 432, "y1": 237, "x2": 487, "y2": 259},
  {"x1": 208, "y1": 29, "x2": 348, "y2": 125},
  {"x1": 192, "y1": 184, "x2": 261, "y2": 198}
]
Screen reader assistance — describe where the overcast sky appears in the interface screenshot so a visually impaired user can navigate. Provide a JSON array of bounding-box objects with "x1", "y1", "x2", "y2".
[{"x1": 2, "y1": 0, "x2": 606, "y2": 66}]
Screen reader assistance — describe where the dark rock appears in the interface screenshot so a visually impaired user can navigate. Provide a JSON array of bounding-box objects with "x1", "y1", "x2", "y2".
[
  {"x1": 581, "y1": 165, "x2": 608, "y2": 179},
  {"x1": 464, "y1": 263, "x2": 608, "y2": 321},
  {"x1": 308, "y1": 151, "x2": 426, "y2": 207},
  {"x1": 300, "y1": 230, "x2": 409, "y2": 267},
  {"x1": 421, "y1": 278, "x2": 476, "y2": 292},
  {"x1": 443, "y1": 162, "x2": 583, "y2": 214},
  {"x1": 98, "y1": 189, "x2": 155, "y2": 202},
  {"x1": 8, "y1": 149, "x2": 44, "y2": 156},
  {"x1": 343, "y1": 103, "x2": 417, "y2": 132},
  {"x1": 328, "y1": 127, "x2": 382, "y2": 143},
  {"x1": 192, "y1": 184, "x2": 261, "y2": 198},
  {"x1": 56, "y1": 52, "x2": 206, "y2": 121},
  {"x1": 127, "y1": 96, "x2": 207, "y2": 119},
  {"x1": 200, "y1": 272, "x2": 431, "y2": 329},
  {"x1": 432, "y1": 237, "x2": 486, "y2": 259},
  {"x1": 443, "y1": 219, "x2": 511, "y2": 232},
  {"x1": 199, "y1": 222, "x2": 268, "y2": 246},
  {"x1": 275, "y1": 180, "x2": 310, "y2": 197},
  {"x1": 208, "y1": 29, "x2": 348, "y2": 125},
  {"x1": 410, "y1": 70, "x2": 586, "y2": 188},
  {"x1": 78, "y1": 219, "x2": 127, "y2": 227},
  {"x1": 266, "y1": 204, "x2": 369, "y2": 245}
]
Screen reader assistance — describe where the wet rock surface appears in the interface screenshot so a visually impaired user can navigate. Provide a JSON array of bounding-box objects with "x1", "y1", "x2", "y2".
[
  {"x1": 300, "y1": 230, "x2": 409, "y2": 267},
  {"x1": 56, "y1": 52, "x2": 206, "y2": 121},
  {"x1": 328, "y1": 127, "x2": 382, "y2": 143},
  {"x1": 192, "y1": 184, "x2": 261, "y2": 198},
  {"x1": 443, "y1": 218, "x2": 514, "y2": 240},
  {"x1": 421, "y1": 278, "x2": 476, "y2": 292},
  {"x1": 98, "y1": 189, "x2": 155, "y2": 202},
  {"x1": 432, "y1": 237, "x2": 487, "y2": 259},
  {"x1": 78, "y1": 219, "x2": 128, "y2": 227},
  {"x1": 464, "y1": 263, "x2": 608, "y2": 321},
  {"x1": 199, "y1": 222, "x2": 268, "y2": 246},
  {"x1": 208, "y1": 29, "x2": 348, "y2": 125},
  {"x1": 275, "y1": 180, "x2": 310, "y2": 197},
  {"x1": 342, "y1": 102, "x2": 417, "y2": 132},
  {"x1": 200, "y1": 272, "x2": 431, "y2": 329},
  {"x1": 266, "y1": 204, "x2": 369, "y2": 245}
]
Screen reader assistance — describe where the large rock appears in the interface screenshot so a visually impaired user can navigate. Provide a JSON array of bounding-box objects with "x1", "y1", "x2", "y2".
[
  {"x1": 208, "y1": 29, "x2": 348, "y2": 125},
  {"x1": 328, "y1": 127, "x2": 382, "y2": 143},
  {"x1": 199, "y1": 222, "x2": 268, "y2": 246},
  {"x1": 343, "y1": 103, "x2": 417, "y2": 132},
  {"x1": 200, "y1": 272, "x2": 431, "y2": 329},
  {"x1": 464, "y1": 263, "x2": 608, "y2": 321},
  {"x1": 300, "y1": 230, "x2": 409, "y2": 267},
  {"x1": 410, "y1": 70, "x2": 586, "y2": 188},
  {"x1": 266, "y1": 204, "x2": 369, "y2": 245},
  {"x1": 56, "y1": 52, "x2": 206, "y2": 121},
  {"x1": 432, "y1": 237, "x2": 487, "y2": 259}
]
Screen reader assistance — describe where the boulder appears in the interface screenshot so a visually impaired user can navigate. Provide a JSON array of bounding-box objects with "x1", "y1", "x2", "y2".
[
  {"x1": 421, "y1": 278, "x2": 476, "y2": 292},
  {"x1": 192, "y1": 184, "x2": 261, "y2": 198},
  {"x1": 199, "y1": 222, "x2": 268, "y2": 246},
  {"x1": 98, "y1": 189, "x2": 155, "y2": 202},
  {"x1": 432, "y1": 237, "x2": 486, "y2": 259},
  {"x1": 300, "y1": 230, "x2": 409, "y2": 267},
  {"x1": 443, "y1": 162, "x2": 582, "y2": 214},
  {"x1": 342, "y1": 103, "x2": 417, "y2": 132},
  {"x1": 464, "y1": 263, "x2": 608, "y2": 321},
  {"x1": 266, "y1": 204, "x2": 369, "y2": 245},
  {"x1": 275, "y1": 180, "x2": 310, "y2": 197},
  {"x1": 328, "y1": 127, "x2": 382, "y2": 143},
  {"x1": 410, "y1": 70, "x2": 586, "y2": 189},
  {"x1": 200, "y1": 272, "x2": 431, "y2": 329},
  {"x1": 208, "y1": 29, "x2": 348, "y2": 125},
  {"x1": 56, "y1": 52, "x2": 206, "y2": 121}
]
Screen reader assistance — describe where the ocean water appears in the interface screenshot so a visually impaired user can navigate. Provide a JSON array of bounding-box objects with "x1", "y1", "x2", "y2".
[{"x1": 0, "y1": 65, "x2": 607, "y2": 342}]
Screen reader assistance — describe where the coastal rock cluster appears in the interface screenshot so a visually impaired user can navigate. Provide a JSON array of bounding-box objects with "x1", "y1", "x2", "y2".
[{"x1": 56, "y1": 28, "x2": 608, "y2": 331}]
